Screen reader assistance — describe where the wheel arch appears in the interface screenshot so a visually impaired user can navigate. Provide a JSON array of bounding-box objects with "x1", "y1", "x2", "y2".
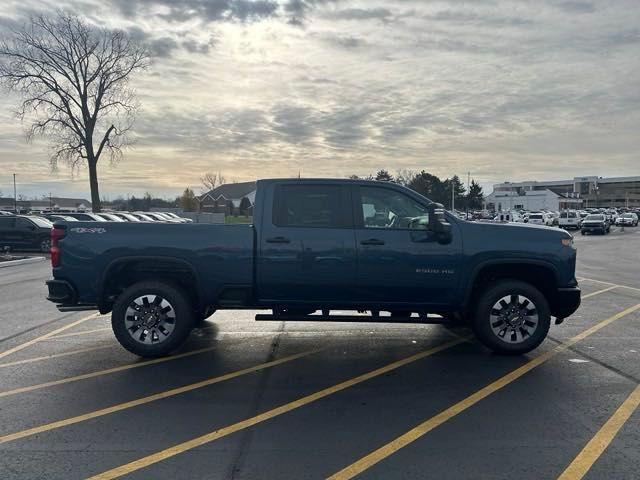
[
  {"x1": 98, "y1": 256, "x2": 203, "y2": 314},
  {"x1": 463, "y1": 259, "x2": 559, "y2": 311}
]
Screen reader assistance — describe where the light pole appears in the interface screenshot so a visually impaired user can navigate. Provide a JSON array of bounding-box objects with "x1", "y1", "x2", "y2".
[{"x1": 13, "y1": 174, "x2": 17, "y2": 213}]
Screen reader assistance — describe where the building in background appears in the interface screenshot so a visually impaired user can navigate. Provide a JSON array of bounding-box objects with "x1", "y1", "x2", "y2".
[
  {"x1": 0, "y1": 197, "x2": 91, "y2": 212},
  {"x1": 199, "y1": 181, "x2": 256, "y2": 215},
  {"x1": 486, "y1": 175, "x2": 640, "y2": 210}
]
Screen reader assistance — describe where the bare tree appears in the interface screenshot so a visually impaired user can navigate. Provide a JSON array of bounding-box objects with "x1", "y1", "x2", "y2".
[
  {"x1": 0, "y1": 12, "x2": 149, "y2": 212},
  {"x1": 200, "y1": 172, "x2": 226, "y2": 193}
]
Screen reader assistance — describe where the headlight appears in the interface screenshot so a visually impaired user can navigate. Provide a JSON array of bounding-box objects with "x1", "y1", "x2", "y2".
[{"x1": 561, "y1": 237, "x2": 573, "y2": 247}]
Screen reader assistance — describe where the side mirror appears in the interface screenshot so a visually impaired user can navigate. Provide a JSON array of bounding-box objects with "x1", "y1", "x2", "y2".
[{"x1": 427, "y1": 203, "x2": 452, "y2": 244}]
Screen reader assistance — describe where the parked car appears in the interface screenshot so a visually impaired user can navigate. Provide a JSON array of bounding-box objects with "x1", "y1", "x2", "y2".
[
  {"x1": 46, "y1": 178, "x2": 580, "y2": 358},
  {"x1": 129, "y1": 212, "x2": 157, "y2": 222},
  {"x1": 0, "y1": 211, "x2": 15, "y2": 216},
  {"x1": 42, "y1": 214, "x2": 79, "y2": 222},
  {"x1": 142, "y1": 212, "x2": 180, "y2": 223},
  {"x1": 64, "y1": 212, "x2": 109, "y2": 221},
  {"x1": 527, "y1": 212, "x2": 553, "y2": 226},
  {"x1": 163, "y1": 212, "x2": 192, "y2": 223},
  {"x1": 111, "y1": 212, "x2": 142, "y2": 222},
  {"x1": 558, "y1": 211, "x2": 581, "y2": 230},
  {"x1": 581, "y1": 214, "x2": 610, "y2": 235},
  {"x1": 616, "y1": 213, "x2": 639, "y2": 226},
  {"x1": 492, "y1": 211, "x2": 524, "y2": 223},
  {"x1": 98, "y1": 213, "x2": 126, "y2": 222},
  {"x1": 0, "y1": 215, "x2": 53, "y2": 252}
]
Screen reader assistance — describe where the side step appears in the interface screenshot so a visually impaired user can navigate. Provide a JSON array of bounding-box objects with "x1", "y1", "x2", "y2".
[
  {"x1": 57, "y1": 305, "x2": 98, "y2": 312},
  {"x1": 255, "y1": 313, "x2": 450, "y2": 324}
]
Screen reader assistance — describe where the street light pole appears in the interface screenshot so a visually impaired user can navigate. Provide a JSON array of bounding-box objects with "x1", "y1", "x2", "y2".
[{"x1": 13, "y1": 174, "x2": 17, "y2": 213}]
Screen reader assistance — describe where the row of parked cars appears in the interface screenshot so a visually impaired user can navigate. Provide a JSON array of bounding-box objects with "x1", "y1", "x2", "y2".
[{"x1": 0, "y1": 210, "x2": 192, "y2": 252}]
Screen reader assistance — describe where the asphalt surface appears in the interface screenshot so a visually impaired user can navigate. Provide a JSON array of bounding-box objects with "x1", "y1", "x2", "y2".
[{"x1": 0, "y1": 226, "x2": 638, "y2": 480}]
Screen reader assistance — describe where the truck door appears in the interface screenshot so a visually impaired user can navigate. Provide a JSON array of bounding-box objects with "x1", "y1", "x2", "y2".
[
  {"x1": 258, "y1": 183, "x2": 357, "y2": 303},
  {"x1": 353, "y1": 184, "x2": 461, "y2": 306}
]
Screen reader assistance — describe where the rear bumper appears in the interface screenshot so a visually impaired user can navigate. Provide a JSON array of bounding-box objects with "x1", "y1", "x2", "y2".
[
  {"x1": 550, "y1": 286, "x2": 581, "y2": 321},
  {"x1": 46, "y1": 279, "x2": 77, "y2": 304}
]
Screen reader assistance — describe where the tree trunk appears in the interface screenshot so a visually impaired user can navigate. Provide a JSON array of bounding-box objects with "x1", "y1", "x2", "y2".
[{"x1": 88, "y1": 160, "x2": 101, "y2": 212}]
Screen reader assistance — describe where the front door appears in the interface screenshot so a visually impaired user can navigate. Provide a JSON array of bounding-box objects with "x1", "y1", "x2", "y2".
[
  {"x1": 353, "y1": 184, "x2": 461, "y2": 307},
  {"x1": 258, "y1": 183, "x2": 357, "y2": 304}
]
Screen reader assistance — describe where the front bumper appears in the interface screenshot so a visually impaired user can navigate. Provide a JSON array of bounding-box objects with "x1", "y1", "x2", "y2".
[
  {"x1": 581, "y1": 225, "x2": 605, "y2": 232},
  {"x1": 550, "y1": 286, "x2": 581, "y2": 321}
]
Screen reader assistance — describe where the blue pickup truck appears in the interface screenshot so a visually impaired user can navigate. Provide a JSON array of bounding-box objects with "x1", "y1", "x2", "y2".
[{"x1": 46, "y1": 178, "x2": 580, "y2": 357}]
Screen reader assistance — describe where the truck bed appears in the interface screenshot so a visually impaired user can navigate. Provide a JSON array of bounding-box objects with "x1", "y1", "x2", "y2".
[{"x1": 52, "y1": 221, "x2": 254, "y2": 307}]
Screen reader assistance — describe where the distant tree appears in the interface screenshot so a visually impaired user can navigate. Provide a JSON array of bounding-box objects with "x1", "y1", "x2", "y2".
[
  {"x1": 395, "y1": 169, "x2": 416, "y2": 187},
  {"x1": 348, "y1": 174, "x2": 361, "y2": 180},
  {"x1": 200, "y1": 172, "x2": 226, "y2": 194},
  {"x1": 0, "y1": 13, "x2": 149, "y2": 212},
  {"x1": 239, "y1": 196, "x2": 251, "y2": 216},
  {"x1": 407, "y1": 171, "x2": 446, "y2": 204},
  {"x1": 142, "y1": 192, "x2": 152, "y2": 211},
  {"x1": 179, "y1": 188, "x2": 198, "y2": 212},
  {"x1": 466, "y1": 180, "x2": 484, "y2": 210},
  {"x1": 375, "y1": 169, "x2": 394, "y2": 182},
  {"x1": 443, "y1": 175, "x2": 466, "y2": 210}
]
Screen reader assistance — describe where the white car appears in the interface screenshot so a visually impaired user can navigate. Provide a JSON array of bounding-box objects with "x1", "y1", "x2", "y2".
[
  {"x1": 615, "y1": 213, "x2": 638, "y2": 226},
  {"x1": 559, "y1": 210, "x2": 581, "y2": 230},
  {"x1": 527, "y1": 212, "x2": 553, "y2": 226}
]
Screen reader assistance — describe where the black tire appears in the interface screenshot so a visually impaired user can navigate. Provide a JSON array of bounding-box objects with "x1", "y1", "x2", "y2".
[
  {"x1": 472, "y1": 280, "x2": 551, "y2": 355},
  {"x1": 112, "y1": 281, "x2": 195, "y2": 357},
  {"x1": 581, "y1": 230, "x2": 585, "y2": 235},
  {"x1": 194, "y1": 308, "x2": 216, "y2": 326}
]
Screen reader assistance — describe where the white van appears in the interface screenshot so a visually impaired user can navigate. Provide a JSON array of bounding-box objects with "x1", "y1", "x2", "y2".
[{"x1": 559, "y1": 210, "x2": 581, "y2": 230}]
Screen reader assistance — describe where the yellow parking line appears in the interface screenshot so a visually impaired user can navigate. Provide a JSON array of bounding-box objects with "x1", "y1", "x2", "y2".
[
  {"x1": 327, "y1": 303, "x2": 640, "y2": 480},
  {"x1": 0, "y1": 348, "x2": 322, "y2": 445},
  {"x1": 579, "y1": 277, "x2": 640, "y2": 294},
  {"x1": 582, "y1": 285, "x2": 617, "y2": 299},
  {"x1": 557, "y1": 383, "x2": 640, "y2": 480},
  {"x1": 0, "y1": 345, "x2": 219, "y2": 398},
  {"x1": 86, "y1": 337, "x2": 468, "y2": 480},
  {"x1": 46, "y1": 327, "x2": 112, "y2": 339},
  {"x1": 0, "y1": 345, "x2": 113, "y2": 369},
  {"x1": 0, "y1": 313, "x2": 99, "y2": 360}
]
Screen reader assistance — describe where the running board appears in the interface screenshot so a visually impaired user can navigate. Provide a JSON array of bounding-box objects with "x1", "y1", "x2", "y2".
[
  {"x1": 254, "y1": 313, "x2": 450, "y2": 324},
  {"x1": 56, "y1": 305, "x2": 98, "y2": 312}
]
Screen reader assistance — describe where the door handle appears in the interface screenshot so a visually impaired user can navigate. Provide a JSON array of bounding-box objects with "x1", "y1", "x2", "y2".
[
  {"x1": 266, "y1": 236, "x2": 291, "y2": 244},
  {"x1": 360, "y1": 238, "x2": 385, "y2": 246}
]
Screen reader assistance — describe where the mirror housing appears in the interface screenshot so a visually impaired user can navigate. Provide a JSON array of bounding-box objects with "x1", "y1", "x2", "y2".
[{"x1": 427, "y1": 203, "x2": 452, "y2": 244}]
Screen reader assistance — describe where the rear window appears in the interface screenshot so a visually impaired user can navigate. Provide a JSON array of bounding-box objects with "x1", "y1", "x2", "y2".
[
  {"x1": 29, "y1": 217, "x2": 53, "y2": 228},
  {"x1": 273, "y1": 185, "x2": 347, "y2": 228},
  {"x1": 529, "y1": 214, "x2": 542, "y2": 219}
]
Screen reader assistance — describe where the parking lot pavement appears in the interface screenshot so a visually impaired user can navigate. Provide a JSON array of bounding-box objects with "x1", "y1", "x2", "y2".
[{"x1": 0, "y1": 232, "x2": 639, "y2": 479}]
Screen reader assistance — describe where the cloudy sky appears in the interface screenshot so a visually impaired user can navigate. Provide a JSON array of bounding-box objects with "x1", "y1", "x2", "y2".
[{"x1": 1, "y1": 0, "x2": 639, "y2": 200}]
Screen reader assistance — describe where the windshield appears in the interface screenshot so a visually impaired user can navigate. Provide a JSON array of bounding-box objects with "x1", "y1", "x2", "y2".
[
  {"x1": 529, "y1": 214, "x2": 542, "y2": 219},
  {"x1": 585, "y1": 215, "x2": 604, "y2": 221}
]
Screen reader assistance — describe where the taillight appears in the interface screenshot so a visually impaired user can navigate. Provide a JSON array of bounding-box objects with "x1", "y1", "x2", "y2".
[{"x1": 51, "y1": 227, "x2": 66, "y2": 267}]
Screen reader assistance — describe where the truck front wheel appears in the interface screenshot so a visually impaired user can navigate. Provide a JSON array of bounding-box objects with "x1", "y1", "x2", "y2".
[
  {"x1": 472, "y1": 280, "x2": 551, "y2": 355},
  {"x1": 112, "y1": 281, "x2": 195, "y2": 357}
]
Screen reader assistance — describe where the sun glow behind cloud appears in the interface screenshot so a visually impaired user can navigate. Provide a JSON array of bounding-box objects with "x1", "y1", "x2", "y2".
[{"x1": 0, "y1": 0, "x2": 639, "y2": 199}]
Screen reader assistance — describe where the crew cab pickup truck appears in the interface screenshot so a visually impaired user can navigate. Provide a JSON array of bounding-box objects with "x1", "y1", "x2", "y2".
[{"x1": 46, "y1": 179, "x2": 580, "y2": 357}]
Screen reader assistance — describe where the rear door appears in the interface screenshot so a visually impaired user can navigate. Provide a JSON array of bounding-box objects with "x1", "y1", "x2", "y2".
[
  {"x1": 258, "y1": 183, "x2": 357, "y2": 303},
  {"x1": 353, "y1": 184, "x2": 461, "y2": 306}
]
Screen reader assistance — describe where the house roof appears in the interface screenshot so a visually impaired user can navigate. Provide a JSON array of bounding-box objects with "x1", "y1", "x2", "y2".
[
  {"x1": 29, "y1": 197, "x2": 92, "y2": 208},
  {"x1": 200, "y1": 181, "x2": 256, "y2": 202}
]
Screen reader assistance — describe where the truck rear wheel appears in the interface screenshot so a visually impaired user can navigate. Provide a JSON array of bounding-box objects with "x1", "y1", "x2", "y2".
[
  {"x1": 472, "y1": 280, "x2": 551, "y2": 355},
  {"x1": 112, "y1": 281, "x2": 195, "y2": 357}
]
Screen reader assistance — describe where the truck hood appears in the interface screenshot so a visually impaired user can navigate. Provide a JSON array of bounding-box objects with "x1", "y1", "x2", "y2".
[{"x1": 464, "y1": 220, "x2": 571, "y2": 240}]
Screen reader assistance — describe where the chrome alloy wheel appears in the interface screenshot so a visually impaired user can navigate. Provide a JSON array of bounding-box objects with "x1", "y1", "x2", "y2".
[
  {"x1": 489, "y1": 294, "x2": 539, "y2": 344},
  {"x1": 124, "y1": 295, "x2": 176, "y2": 345}
]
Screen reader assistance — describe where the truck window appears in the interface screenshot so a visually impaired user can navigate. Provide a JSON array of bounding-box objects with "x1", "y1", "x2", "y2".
[
  {"x1": 273, "y1": 185, "x2": 347, "y2": 228},
  {"x1": 359, "y1": 186, "x2": 428, "y2": 229}
]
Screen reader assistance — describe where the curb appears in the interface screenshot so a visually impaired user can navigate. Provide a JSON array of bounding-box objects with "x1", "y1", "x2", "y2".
[{"x1": 0, "y1": 256, "x2": 46, "y2": 269}]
